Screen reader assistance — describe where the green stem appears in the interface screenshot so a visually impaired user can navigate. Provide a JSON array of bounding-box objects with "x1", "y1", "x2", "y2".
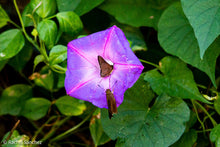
[
  {"x1": 13, "y1": 0, "x2": 40, "y2": 51},
  {"x1": 194, "y1": 101, "x2": 217, "y2": 127},
  {"x1": 196, "y1": 129, "x2": 212, "y2": 133},
  {"x1": 40, "y1": 116, "x2": 71, "y2": 142},
  {"x1": 32, "y1": 116, "x2": 57, "y2": 142},
  {"x1": 191, "y1": 100, "x2": 206, "y2": 132},
  {"x1": 139, "y1": 59, "x2": 159, "y2": 68},
  {"x1": 44, "y1": 15, "x2": 56, "y2": 20},
  {"x1": 8, "y1": 20, "x2": 21, "y2": 29},
  {"x1": 50, "y1": 109, "x2": 95, "y2": 143}
]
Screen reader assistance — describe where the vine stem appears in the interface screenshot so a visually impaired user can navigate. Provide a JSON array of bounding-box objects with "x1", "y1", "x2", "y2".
[
  {"x1": 49, "y1": 109, "x2": 96, "y2": 143},
  {"x1": 194, "y1": 100, "x2": 217, "y2": 127},
  {"x1": 13, "y1": 0, "x2": 48, "y2": 61},
  {"x1": 139, "y1": 59, "x2": 159, "y2": 68},
  {"x1": 8, "y1": 20, "x2": 21, "y2": 29},
  {"x1": 191, "y1": 100, "x2": 206, "y2": 132}
]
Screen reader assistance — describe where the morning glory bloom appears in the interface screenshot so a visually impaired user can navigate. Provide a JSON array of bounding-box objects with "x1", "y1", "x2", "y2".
[{"x1": 65, "y1": 25, "x2": 144, "y2": 108}]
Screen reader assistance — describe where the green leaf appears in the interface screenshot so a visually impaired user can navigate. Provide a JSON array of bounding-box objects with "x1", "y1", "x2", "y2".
[
  {"x1": 8, "y1": 41, "x2": 33, "y2": 72},
  {"x1": 158, "y1": 2, "x2": 220, "y2": 87},
  {"x1": 21, "y1": 2, "x2": 41, "y2": 27},
  {"x1": 0, "y1": 59, "x2": 8, "y2": 71},
  {"x1": 56, "y1": 11, "x2": 83, "y2": 36},
  {"x1": 181, "y1": 0, "x2": 220, "y2": 59},
  {"x1": 0, "y1": 29, "x2": 25, "y2": 61},
  {"x1": 57, "y1": 73, "x2": 65, "y2": 88},
  {"x1": 55, "y1": 96, "x2": 86, "y2": 116},
  {"x1": 33, "y1": 54, "x2": 44, "y2": 71},
  {"x1": 90, "y1": 109, "x2": 110, "y2": 146},
  {"x1": 20, "y1": 98, "x2": 51, "y2": 120},
  {"x1": 49, "y1": 45, "x2": 67, "y2": 65},
  {"x1": 214, "y1": 97, "x2": 220, "y2": 115},
  {"x1": 101, "y1": 75, "x2": 190, "y2": 147},
  {"x1": 144, "y1": 56, "x2": 209, "y2": 103},
  {"x1": 0, "y1": 84, "x2": 32, "y2": 115},
  {"x1": 0, "y1": 5, "x2": 10, "y2": 28},
  {"x1": 30, "y1": 0, "x2": 57, "y2": 18},
  {"x1": 37, "y1": 20, "x2": 57, "y2": 49},
  {"x1": 33, "y1": 66, "x2": 54, "y2": 91},
  {"x1": 210, "y1": 124, "x2": 220, "y2": 147},
  {"x1": 74, "y1": 0, "x2": 104, "y2": 16},
  {"x1": 171, "y1": 129, "x2": 197, "y2": 147},
  {"x1": 37, "y1": 20, "x2": 57, "y2": 50},
  {"x1": 56, "y1": 0, "x2": 81, "y2": 12},
  {"x1": 99, "y1": 0, "x2": 177, "y2": 29}
]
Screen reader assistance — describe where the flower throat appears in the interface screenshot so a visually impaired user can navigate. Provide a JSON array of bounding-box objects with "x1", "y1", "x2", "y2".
[{"x1": 98, "y1": 56, "x2": 113, "y2": 77}]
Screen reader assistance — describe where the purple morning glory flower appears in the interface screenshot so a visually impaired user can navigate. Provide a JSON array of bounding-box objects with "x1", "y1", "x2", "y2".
[{"x1": 65, "y1": 25, "x2": 144, "y2": 108}]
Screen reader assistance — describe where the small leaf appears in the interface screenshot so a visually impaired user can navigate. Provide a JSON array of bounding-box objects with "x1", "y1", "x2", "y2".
[
  {"x1": 214, "y1": 97, "x2": 220, "y2": 115},
  {"x1": 99, "y1": 0, "x2": 178, "y2": 29},
  {"x1": 30, "y1": 0, "x2": 57, "y2": 18},
  {"x1": 49, "y1": 45, "x2": 67, "y2": 65},
  {"x1": 145, "y1": 56, "x2": 209, "y2": 103},
  {"x1": 56, "y1": 11, "x2": 83, "y2": 36},
  {"x1": 158, "y1": 2, "x2": 220, "y2": 87},
  {"x1": 8, "y1": 41, "x2": 33, "y2": 72},
  {"x1": 101, "y1": 75, "x2": 190, "y2": 147},
  {"x1": 74, "y1": 0, "x2": 105, "y2": 16},
  {"x1": 55, "y1": 96, "x2": 86, "y2": 116},
  {"x1": 181, "y1": 0, "x2": 220, "y2": 58},
  {"x1": 90, "y1": 110, "x2": 110, "y2": 146},
  {"x1": 37, "y1": 20, "x2": 57, "y2": 49},
  {"x1": 20, "y1": 98, "x2": 51, "y2": 120},
  {"x1": 33, "y1": 54, "x2": 44, "y2": 71},
  {"x1": 21, "y1": 2, "x2": 41, "y2": 27},
  {"x1": 210, "y1": 124, "x2": 220, "y2": 147},
  {"x1": 0, "y1": 59, "x2": 8, "y2": 71},
  {"x1": 171, "y1": 129, "x2": 197, "y2": 147},
  {"x1": 0, "y1": 29, "x2": 25, "y2": 61},
  {"x1": 57, "y1": 73, "x2": 65, "y2": 88},
  {"x1": 0, "y1": 84, "x2": 32, "y2": 115},
  {"x1": 56, "y1": 0, "x2": 81, "y2": 12},
  {"x1": 0, "y1": 5, "x2": 10, "y2": 28}
]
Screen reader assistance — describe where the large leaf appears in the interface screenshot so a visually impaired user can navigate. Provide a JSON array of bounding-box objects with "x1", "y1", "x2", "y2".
[
  {"x1": 30, "y1": 0, "x2": 57, "y2": 18},
  {"x1": 99, "y1": 0, "x2": 177, "y2": 29},
  {"x1": 8, "y1": 41, "x2": 33, "y2": 72},
  {"x1": 171, "y1": 129, "x2": 197, "y2": 147},
  {"x1": 20, "y1": 98, "x2": 51, "y2": 120},
  {"x1": 158, "y1": 2, "x2": 220, "y2": 87},
  {"x1": 49, "y1": 45, "x2": 67, "y2": 65},
  {"x1": 56, "y1": 11, "x2": 83, "y2": 36},
  {"x1": 144, "y1": 56, "x2": 209, "y2": 103},
  {"x1": 0, "y1": 29, "x2": 25, "y2": 61},
  {"x1": 55, "y1": 96, "x2": 86, "y2": 116},
  {"x1": 56, "y1": 0, "x2": 104, "y2": 16},
  {"x1": 0, "y1": 5, "x2": 10, "y2": 28},
  {"x1": 0, "y1": 84, "x2": 32, "y2": 115},
  {"x1": 90, "y1": 109, "x2": 110, "y2": 146},
  {"x1": 101, "y1": 75, "x2": 190, "y2": 147},
  {"x1": 214, "y1": 97, "x2": 220, "y2": 115},
  {"x1": 210, "y1": 124, "x2": 220, "y2": 147},
  {"x1": 74, "y1": 0, "x2": 104, "y2": 16},
  {"x1": 37, "y1": 20, "x2": 57, "y2": 49},
  {"x1": 181, "y1": 0, "x2": 220, "y2": 58}
]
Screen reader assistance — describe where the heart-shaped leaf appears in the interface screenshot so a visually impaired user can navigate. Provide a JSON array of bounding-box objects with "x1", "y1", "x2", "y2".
[
  {"x1": 144, "y1": 56, "x2": 209, "y2": 103},
  {"x1": 101, "y1": 75, "x2": 190, "y2": 147},
  {"x1": 158, "y1": 2, "x2": 220, "y2": 87},
  {"x1": 181, "y1": 0, "x2": 220, "y2": 58},
  {"x1": 49, "y1": 45, "x2": 67, "y2": 65},
  {"x1": 0, "y1": 5, "x2": 10, "y2": 28},
  {"x1": 210, "y1": 124, "x2": 220, "y2": 147}
]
